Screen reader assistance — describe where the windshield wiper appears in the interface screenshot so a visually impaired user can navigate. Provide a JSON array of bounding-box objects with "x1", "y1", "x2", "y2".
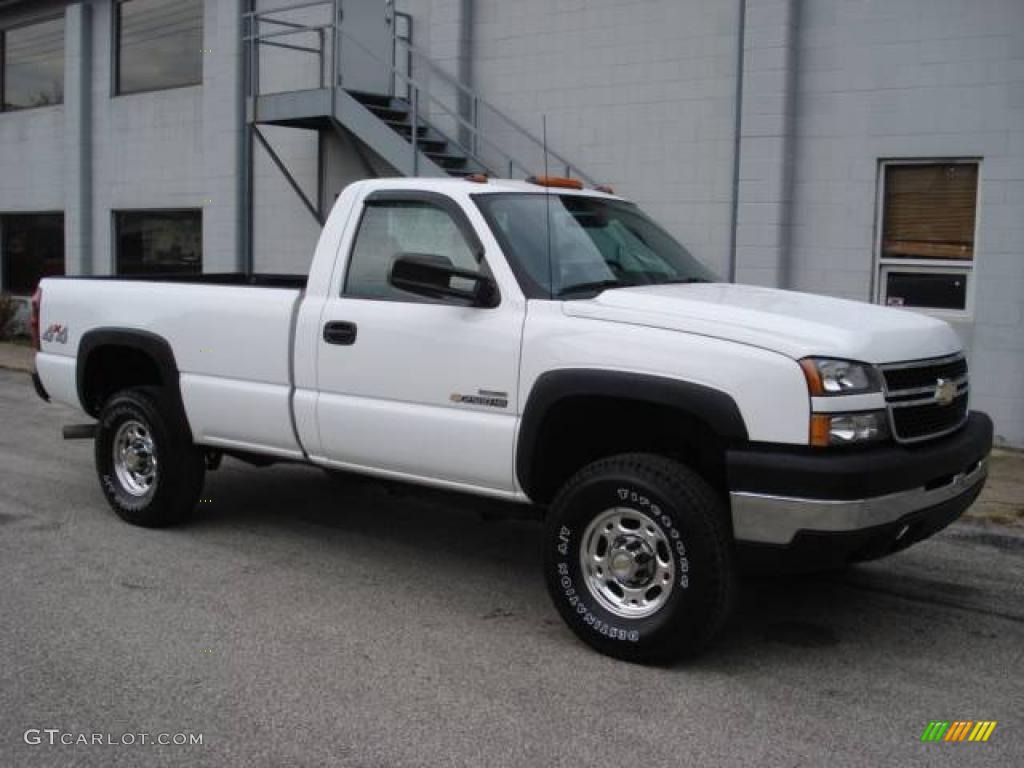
[{"x1": 554, "y1": 279, "x2": 623, "y2": 298}]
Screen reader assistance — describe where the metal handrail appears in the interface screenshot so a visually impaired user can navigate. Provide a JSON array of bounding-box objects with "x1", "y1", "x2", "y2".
[
  {"x1": 322, "y1": 23, "x2": 519, "y2": 176},
  {"x1": 244, "y1": 0, "x2": 594, "y2": 183},
  {"x1": 327, "y1": 23, "x2": 537, "y2": 178},
  {"x1": 395, "y1": 39, "x2": 592, "y2": 182},
  {"x1": 244, "y1": 0, "x2": 329, "y2": 18},
  {"x1": 392, "y1": 10, "x2": 413, "y2": 102}
]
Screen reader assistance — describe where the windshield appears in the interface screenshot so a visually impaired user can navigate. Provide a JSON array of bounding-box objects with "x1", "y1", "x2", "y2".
[{"x1": 474, "y1": 193, "x2": 717, "y2": 298}]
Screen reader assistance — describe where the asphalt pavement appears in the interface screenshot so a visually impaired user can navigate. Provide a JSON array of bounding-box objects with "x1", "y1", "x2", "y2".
[{"x1": 1, "y1": 368, "x2": 1022, "y2": 767}]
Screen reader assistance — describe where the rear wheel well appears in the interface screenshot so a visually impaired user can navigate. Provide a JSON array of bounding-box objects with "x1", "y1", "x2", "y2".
[
  {"x1": 81, "y1": 345, "x2": 164, "y2": 416},
  {"x1": 523, "y1": 396, "x2": 730, "y2": 506}
]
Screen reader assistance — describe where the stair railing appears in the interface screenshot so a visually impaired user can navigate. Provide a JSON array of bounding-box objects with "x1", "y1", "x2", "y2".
[{"x1": 244, "y1": 0, "x2": 595, "y2": 184}]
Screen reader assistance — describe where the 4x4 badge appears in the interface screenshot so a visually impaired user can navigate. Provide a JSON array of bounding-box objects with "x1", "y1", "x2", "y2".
[{"x1": 42, "y1": 323, "x2": 68, "y2": 344}]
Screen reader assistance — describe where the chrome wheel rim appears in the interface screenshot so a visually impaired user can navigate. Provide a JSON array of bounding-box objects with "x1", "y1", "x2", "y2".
[
  {"x1": 580, "y1": 507, "x2": 675, "y2": 619},
  {"x1": 112, "y1": 419, "x2": 158, "y2": 497}
]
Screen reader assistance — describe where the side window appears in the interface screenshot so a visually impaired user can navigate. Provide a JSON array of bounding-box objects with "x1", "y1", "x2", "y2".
[{"x1": 343, "y1": 200, "x2": 482, "y2": 301}]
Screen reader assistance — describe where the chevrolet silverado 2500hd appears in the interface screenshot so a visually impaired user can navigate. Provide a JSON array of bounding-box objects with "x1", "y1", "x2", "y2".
[{"x1": 32, "y1": 176, "x2": 992, "y2": 662}]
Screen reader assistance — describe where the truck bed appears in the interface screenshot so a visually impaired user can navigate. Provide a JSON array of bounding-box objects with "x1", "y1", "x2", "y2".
[
  {"x1": 36, "y1": 274, "x2": 307, "y2": 460},
  {"x1": 49, "y1": 273, "x2": 308, "y2": 290}
]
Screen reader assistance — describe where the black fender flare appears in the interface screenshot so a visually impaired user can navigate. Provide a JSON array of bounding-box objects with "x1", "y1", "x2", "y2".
[
  {"x1": 77, "y1": 328, "x2": 192, "y2": 441},
  {"x1": 516, "y1": 369, "x2": 748, "y2": 498}
]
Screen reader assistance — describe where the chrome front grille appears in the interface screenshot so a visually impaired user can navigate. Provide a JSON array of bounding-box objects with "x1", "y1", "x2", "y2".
[{"x1": 880, "y1": 354, "x2": 969, "y2": 444}]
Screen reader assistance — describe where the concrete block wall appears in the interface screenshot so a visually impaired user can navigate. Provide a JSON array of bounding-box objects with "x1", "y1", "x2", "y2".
[
  {"x1": 0, "y1": 0, "x2": 66, "y2": 239},
  {"x1": 249, "y1": 0, "x2": 392, "y2": 274},
  {"x1": 733, "y1": 0, "x2": 798, "y2": 288},
  {"x1": 0, "y1": 104, "x2": 64, "y2": 214},
  {"x1": 251, "y1": 124, "x2": 321, "y2": 274},
  {"x1": 81, "y1": 0, "x2": 242, "y2": 275},
  {"x1": 0, "y1": 0, "x2": 70, "y2": 326},
  {"x1": 787, "y1": 0, "x2": 1024, "y2": 446},
  {"x1": 0, "y1": 0, "x2": 244, "y2": 278},
  {"x1": 411, "y1": 0, "x2": 742, "y2": 276}
]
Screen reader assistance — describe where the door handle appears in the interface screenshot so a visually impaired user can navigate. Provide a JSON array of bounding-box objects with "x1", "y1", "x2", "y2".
[{"x1": 323, "y1": 321, "x2": 357, "y2": 345}]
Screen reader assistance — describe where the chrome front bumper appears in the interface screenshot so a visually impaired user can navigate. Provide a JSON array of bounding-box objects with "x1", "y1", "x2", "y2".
[{"x1": 730, "y1": 457, "x2": 988, "y2": 545}]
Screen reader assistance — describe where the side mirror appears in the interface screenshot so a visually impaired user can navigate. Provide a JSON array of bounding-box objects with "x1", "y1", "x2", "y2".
[{"x1": 388, "y1": 253, "x2": 498, "y2": 307}]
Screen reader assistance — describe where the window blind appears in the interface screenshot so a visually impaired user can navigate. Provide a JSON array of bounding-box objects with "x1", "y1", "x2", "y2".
[{"x1": 882, "y1": 163, "x2": 977, "y2": 261}]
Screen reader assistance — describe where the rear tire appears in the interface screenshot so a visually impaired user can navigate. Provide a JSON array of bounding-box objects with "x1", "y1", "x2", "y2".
[
  {"x1": 95, "y1": 387, "x2": 205, "y2": 527},
  {"x1": 543, "y1": 453, "x2": 735, "y2": 663}
]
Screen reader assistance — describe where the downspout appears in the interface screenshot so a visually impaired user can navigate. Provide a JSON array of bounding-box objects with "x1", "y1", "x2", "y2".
[
  {"x1": 63, "y1": 2, "x2": 93, "y2": 276},
  {"x1": 238, "y1": 0, "x2": 254, "y2": 274},
  {"x1": 726, "y1": 0, "x2": 746, "y2": 283},
  {"x1": 79, "y1": 3, "x2": 92, "y2": 276},
  {"x1": 776, "y1": 1, "x2": 802, "y2": 290},
  {"x1": 456, "y1": 0, "x2": 474, "y2": 150}
]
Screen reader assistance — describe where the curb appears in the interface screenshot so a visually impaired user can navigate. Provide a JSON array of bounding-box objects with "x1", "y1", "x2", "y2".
[
  {"x1": 0, "y1": 341, "x2": 34, "y2": 373},
  {"x1": 0, "y1": 360, "x2": 32, "y2": 373}
]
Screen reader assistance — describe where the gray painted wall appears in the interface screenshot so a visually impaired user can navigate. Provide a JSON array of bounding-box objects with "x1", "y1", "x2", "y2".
[{"x1": 414, "y1": 0, "x2": 742, "y2": 277}]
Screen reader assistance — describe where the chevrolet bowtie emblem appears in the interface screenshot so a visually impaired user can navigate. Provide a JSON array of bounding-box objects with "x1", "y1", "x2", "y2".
[{"x1": 934, "y1": 378, "x2": 957, "y2": 406}]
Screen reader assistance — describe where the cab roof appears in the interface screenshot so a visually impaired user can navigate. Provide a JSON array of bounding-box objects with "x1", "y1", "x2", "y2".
[{"x1": 352, "y1": 176, "x2": 625, "y2": 201}]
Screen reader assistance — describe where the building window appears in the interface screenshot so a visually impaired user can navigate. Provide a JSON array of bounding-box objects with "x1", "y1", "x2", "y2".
[
  {"x1": 1, "y1": 214, "x2": 65, "y2": 295},
  {"x1": 876, "y1": 161, "x2": 979, "y2": 313},
  {"x1": 115, "y1": 210, "x2": 202, "y2": 275},
  {"x1": 1, "y1": 16, "x2": 65, "y2": 111},
  {"x1": 115, "y1": 0, "x2": 203, "y2": 95}
]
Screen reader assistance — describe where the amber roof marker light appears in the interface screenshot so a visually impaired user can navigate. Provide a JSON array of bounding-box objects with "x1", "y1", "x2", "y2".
[{"x1": 527, "y1": 175, "x2": 584, "y2": 190}]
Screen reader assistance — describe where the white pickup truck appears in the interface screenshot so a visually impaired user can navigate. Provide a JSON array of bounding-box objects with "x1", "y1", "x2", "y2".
[{"x1": 32, "y1": 176, "x2": 992, "y2": 662}]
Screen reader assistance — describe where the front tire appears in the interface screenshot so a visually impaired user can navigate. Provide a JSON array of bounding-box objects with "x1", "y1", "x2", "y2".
[
  {"x1": 95, "y1": 388, "x2": 205, "y2": 527},
  {"x1": 543, "y1": 453, "x2": 735, "y2": 663}
]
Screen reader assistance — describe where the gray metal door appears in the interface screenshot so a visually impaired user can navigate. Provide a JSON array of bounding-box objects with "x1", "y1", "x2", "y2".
[{"x1": 338, "y1": 0, "x2": 392, "y2": 97}]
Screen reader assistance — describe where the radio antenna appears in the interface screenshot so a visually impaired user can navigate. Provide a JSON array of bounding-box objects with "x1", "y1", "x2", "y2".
[{"x1": 543, "y1": 114, "x2": 554, "y2": 299}]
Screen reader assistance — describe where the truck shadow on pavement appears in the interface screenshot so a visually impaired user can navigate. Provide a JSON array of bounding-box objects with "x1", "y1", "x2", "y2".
[{"x1": 193, "y1": 460, "x2": 1020, "y2": 668}]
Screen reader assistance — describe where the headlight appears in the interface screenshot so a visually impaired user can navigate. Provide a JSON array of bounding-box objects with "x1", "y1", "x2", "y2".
[
  {"x1": 800, "y1": 358, "x2": 880, "y2": 395},
  {"x1": 810, "y1": 410, "x2": 889, "y2": 446}
]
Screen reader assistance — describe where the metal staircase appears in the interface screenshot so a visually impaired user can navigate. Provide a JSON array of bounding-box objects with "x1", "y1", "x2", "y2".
[{"x1": 241, "y1": 0, "x2": 594, "y2": 263}]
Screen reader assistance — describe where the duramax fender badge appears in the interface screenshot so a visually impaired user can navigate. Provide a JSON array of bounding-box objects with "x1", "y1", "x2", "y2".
[{"x1": 450, "y1": 389, "x2": 509, "y2": 409}]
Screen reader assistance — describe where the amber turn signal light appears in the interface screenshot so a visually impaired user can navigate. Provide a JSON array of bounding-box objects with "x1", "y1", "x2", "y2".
[
  {"x1": 800, "y1": 358, "x2": 825, "y2": 396},
  {"x1": 810, "y1": 414, "x2": 832, "y2": 447}
]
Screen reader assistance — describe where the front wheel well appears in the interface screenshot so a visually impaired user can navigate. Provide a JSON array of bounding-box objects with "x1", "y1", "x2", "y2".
[{"x1": 521, "y1": 395, "x2": 731, "y2": 506}]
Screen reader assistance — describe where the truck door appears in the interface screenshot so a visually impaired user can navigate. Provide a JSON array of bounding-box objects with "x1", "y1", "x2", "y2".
[{"x1": 314, "y1": 190, "x2": 523, "y2": 493}]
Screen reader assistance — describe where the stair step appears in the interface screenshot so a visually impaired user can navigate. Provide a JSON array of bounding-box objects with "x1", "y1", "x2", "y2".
[
  {"x1": 384, "y1": 119, "x2": 429, "y2": 137},
  {"x1": 364, "y1": 103, "x2": 409, "y2": 121},
  {"x1": 426, "y1": 152, "x2": 469, "y2": 169},
  {"x1": 447, "y1": 167, "x2": 487, "y2": 178},
  {"x1": 405, "y1": 136, "x2": 448, "y2": 152},
  {"x1": 346, "y1": 89, "x2": 395, "y2": 107}
]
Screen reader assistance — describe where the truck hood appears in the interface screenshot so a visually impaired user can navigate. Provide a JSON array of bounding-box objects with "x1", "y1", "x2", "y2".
[{"x1": 561, "y1": 283, "x2": 962, "y2": 363}]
